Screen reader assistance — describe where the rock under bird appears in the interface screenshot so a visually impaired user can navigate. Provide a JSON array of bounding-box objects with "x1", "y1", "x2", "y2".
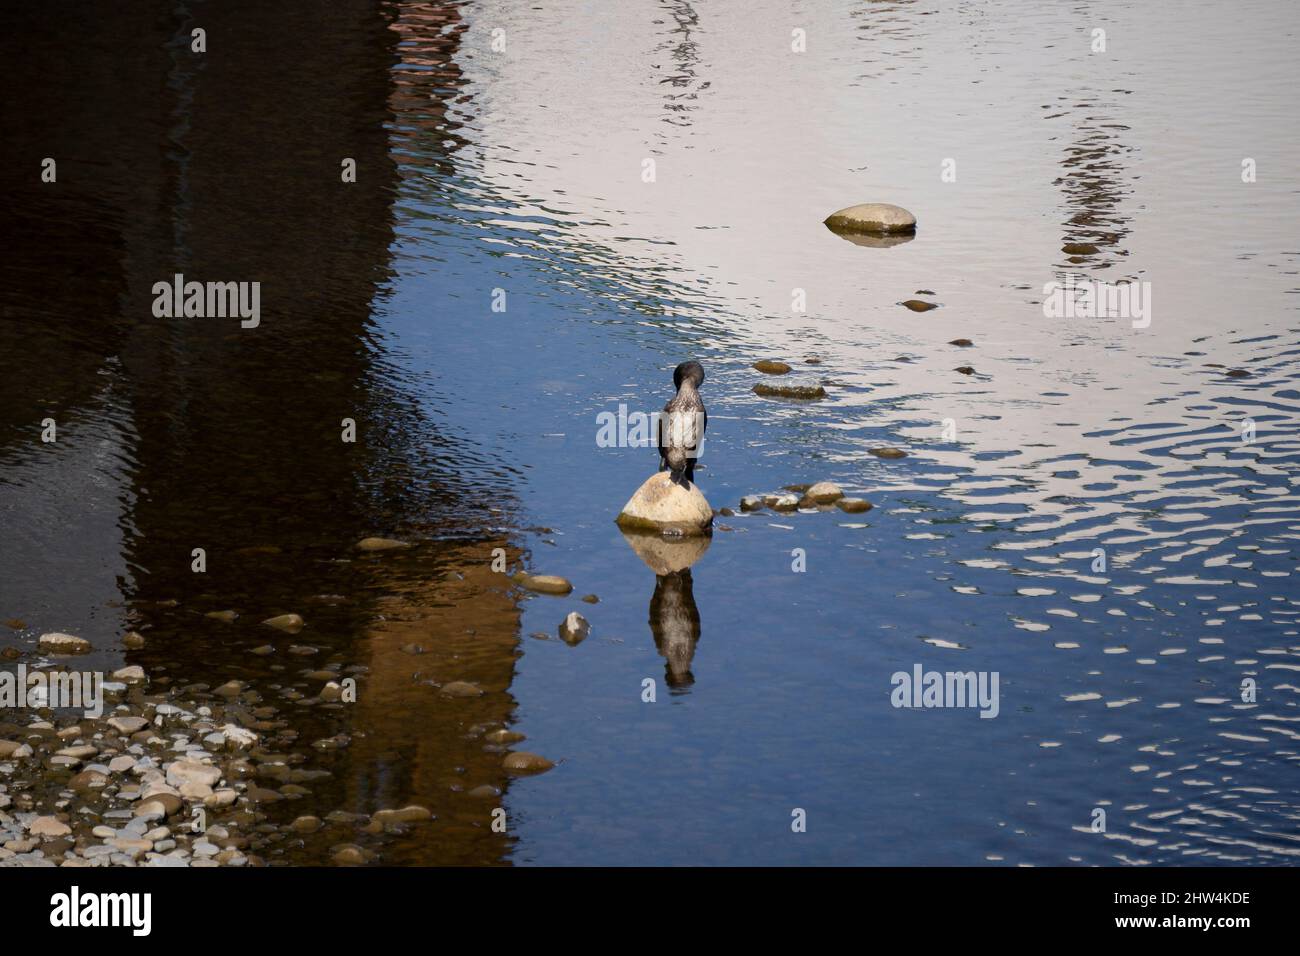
[{"x1": 658, "y1": 360, "x2": 707, "y2": 487}]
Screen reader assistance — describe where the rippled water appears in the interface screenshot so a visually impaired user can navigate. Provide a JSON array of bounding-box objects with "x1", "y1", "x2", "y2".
[{"x1": 2, "y1": 0, "x2": 1298, "y2": 865}]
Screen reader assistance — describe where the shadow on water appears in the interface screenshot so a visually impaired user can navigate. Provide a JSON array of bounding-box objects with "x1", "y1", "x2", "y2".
[{"x1": 0, "y1": 0, "x2": 525, "y2": 864}]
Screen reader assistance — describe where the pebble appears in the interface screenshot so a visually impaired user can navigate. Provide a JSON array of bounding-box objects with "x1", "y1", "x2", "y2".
[
  {"x1": 558, "y1": 612, "x2": 590, "y2": 646},
  {"x1": 752, "y1": 360, "x2": 792, "y2": 375},
  {"x1": 803, "y1": 481, "x2": 843, "y2": 504},
  {"x1": 29, "y1": 816, "x2": 71, "y2": 837},
  {"x1": 262, "y1": 613, "x2": 305, "y2": 632},
  {"x1": 823, "y1": 202, "x2": 916, "y2": 234},
  {"x1": 503, "y1": 752, "x2": 554, "y2": 774},
  {"x1": 836, "y1": 498, "x2": 874, "y2": 514},
  {"x1": 752, "y1": 382, "x2": 827, "y2": 400},
  {"x1": 37, "y1": 633, "x2": 91, "y2": 655},
  {"x1": 357, "y1": 537, "x2": 410, "y2": 551},
  {"x1": 440, "y1": 681, "x2": 483, "y2": 698},
  {"x1": 165, "y1": 761, "x2": 221, "y2": 789},
  {"x1": 205, "y1": 610, "x2": 239, "y2": 623},
  {"x1": 512, "y1": 573, "x2": 574, "y2": 596},
  {"x1": 869, "y1": 447, "x2": 908, "y2": 459},
  {"x1": 900, "y1": 299, "x2": 937, "y2": 312}
]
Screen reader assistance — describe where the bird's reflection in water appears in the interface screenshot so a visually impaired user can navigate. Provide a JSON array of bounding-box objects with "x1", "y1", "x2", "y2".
[{"x1": 620, "y1": 531, "x2": 710, "y2": 693}]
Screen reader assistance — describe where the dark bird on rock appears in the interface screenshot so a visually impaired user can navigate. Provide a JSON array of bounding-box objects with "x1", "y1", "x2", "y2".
[{"x1": 658, "y1": 360, "x2": 707, "y2": 487}]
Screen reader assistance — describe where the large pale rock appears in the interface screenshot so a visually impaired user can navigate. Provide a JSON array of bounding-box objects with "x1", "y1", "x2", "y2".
[
  {"x1": 616, "y1": 472, "x2": 713, "y2": 537},
  {"x1": 824, "y1": 202, "x2": 916, "y2": 235}
]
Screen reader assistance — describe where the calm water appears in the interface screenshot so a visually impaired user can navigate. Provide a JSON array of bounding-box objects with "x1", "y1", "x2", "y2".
[{"x1": 2, "y1": 0, "x2": 1299, "y2": 865}]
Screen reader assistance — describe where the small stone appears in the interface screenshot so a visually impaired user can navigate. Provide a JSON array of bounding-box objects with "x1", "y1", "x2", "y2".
[
  {"x1": 511, "y1": 573, "x2": 574, "y2": 596},
  {"x1": 371, "y1": 806, "x2": 431, "y2": 826},
  {"x1": 803, "y1": 481, "x2": 843, "y2": 504},
  {"x1": 122, "y1": 632, "x2": 146, "y2": 649},
  {"x1": 580, "y1": 594, "x2": 599, "y2": 604},
  {"x1": 900, "y1": 299, "x2": 938, "y2": 312},
  {"x1": 213, "y1": 680, "x2": 245, "y2": 698},
  {"x1": 357, "y1": 537, "x2": 410, "y2": 552},
  {"x1": 38, "y1": 632, "x2": 91, "y2": 655},
  {"x1": 955, "y1": 366, "x2": 976, "y2": 375},
  {"x1": 205, "y1": 610, "x2": 239, "y2": 623},
  {"x1": 440, "y1": 681, "x2": 483, "y2": 698},
  {"x1": 949, "y1": 338, "x2": 973, "y2": 347},
  {"x1": 111, "y1": 665, "x2": 146, "y2": 682},
  {"x1": 204, "y1": 789, "x2": 238, "y2": 809},
  {"x1": 165, "y1": 760, "x2": 221, "y2": 789},
  {"x1": 0, "y1": 740, "x2": 27, "y2": 758},
  {"x1": 29, "y1": 816, "x2": 72, "y2": 837},
  {"x1": 558, "y1": 612, "x2": 590, "y2": 646},
  {"x1": 485, "y1": 729, "x2": 526, "y2": 745},
  {"x1": 870, "y1": 447, "x2": 907, "y2": 459},
  {"x1": 107, "y1": 716, "x2": 149, "y2": 734},
  {"x1": 333, "y1": 846, "x2": 367, "y2": 865},
  {"x1": 263, "y1": 613, "x2": 305, "y2": 633},
  {"x1": 249, "y1": 645, "x2": 275, "y2": 656},
  {"x1": 109, "y1": 755, "x2": 135, "y2": 772},
  {"x1": 69, "y1": 770, "x2": 107, "y2": 791},
  {"x1": 291, "y1": 815, "x2": 322, "y2": 833},
  {"x1": 467, "y1": 785, "x2": 501, "y2": 799},
  {"x1": 836, "y1": 498, "x2": 874, "y2": 514},
  {"x1": 752, "y1": 360, "x2": 792, "y2": 375},
  {"x1": 823, "y1": 202, "x2": 916, "y2": 234},
  {"x1": 752, "y1": 382, "x2": 827, "y2": 401},
  {"x1": 770, "y1": 494, "x2": 800, "y2": 512},
  {"x1": 503, "y1": 752, "x2": 554, "y2": 774},
  {"x1": 139, "y1": 792, "x2": 182, "y2": 816},
  {"x1": 739, "y1": 496, "x2": 765, "y2": 512},
  {"x1": 1061, "y1": 242, "x2": 1099, "y2": 255}
]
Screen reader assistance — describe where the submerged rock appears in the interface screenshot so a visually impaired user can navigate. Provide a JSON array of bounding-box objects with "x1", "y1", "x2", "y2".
[
  {"x1": 1062, "y1": 242, "x2": 1099, "y2": 255},
  {"x1": 949, "y1": 338, "x2": 973, "y2": 347},
  {"x1": 262, "y1": 613, "x2": 305, "y2": 633},
  {"x1": 739, "y1": 495, "x2": 766, "y2": 512},
  {"x1": 752, "y1": 382, "x2": 827, "y2": 401},
  {"x1": 836, "y1": 498, "x2": 874, "y2": 514},
  {"x1": 503, "y1": 751, "x2": 554, "y2": 774},
  {"x1": 752, "y1": 359, "x2": 792, "y2": 375},
  {"x1": 38, "y1": 632, "x2": 91, "y2": 655},
  {"x1": 512, "y1": 572, "x2": 574, "y2": 596},
  {"x1": 357, "y1": 537, "x2": 410, "y2": 552},
  {"x1": 870, "y1": 447, "x2": 908, "y2": 459},
  {"x1": 824, "y1": 202, "x2": 916, "y2": 235},
  {"x1": 616, "y1": 472, "x2": 713, "y2": 537}
]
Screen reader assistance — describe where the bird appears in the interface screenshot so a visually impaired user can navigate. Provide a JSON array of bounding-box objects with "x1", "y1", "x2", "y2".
[{"x1": 658, "y1": 360, "x2": 707, "y2": 487}]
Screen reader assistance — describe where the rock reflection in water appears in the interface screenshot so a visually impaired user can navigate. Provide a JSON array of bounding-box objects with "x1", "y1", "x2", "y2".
[{"x1": 621, "y1": 532, "x2": 709, "y2": 692}]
